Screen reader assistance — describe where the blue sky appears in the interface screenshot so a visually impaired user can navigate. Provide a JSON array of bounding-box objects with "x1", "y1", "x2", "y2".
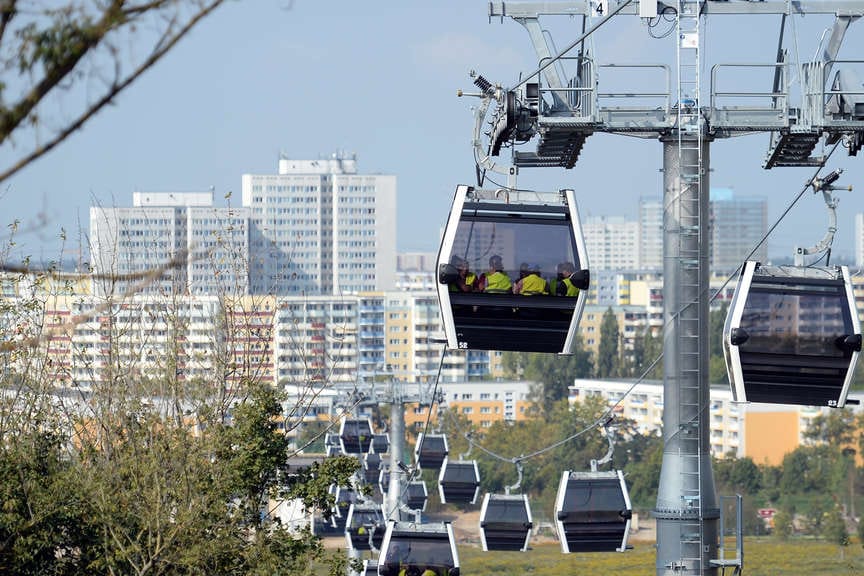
[{"x1": 3, "y1": 1, "x2": 864, "y2": 266}]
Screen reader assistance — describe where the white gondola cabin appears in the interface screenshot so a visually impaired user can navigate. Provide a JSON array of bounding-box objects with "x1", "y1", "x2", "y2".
[
  {"x1": 554, "y1": 470, "x2": 632, "y2": 553},
  {"x1": 340, "y1": 418, "x2": 374, "y2": 455},
  {"x1": 378, "y1": 521, "x2": 459, "y2": 576},
  {"x1": 436, "y1": 185, "x2": 589, "y2": 354},
  {"x1": 363, "y1": 453, "x2": 382, "y2": 486},
  {"x1": 438, "y1": 458, "x2": 480, "y2": 505},
  {"x1": 405, "y1": 480, "x2": 429, "y2": 512},
  {"x1": 415, "y1": 433, "x2": 449, "y2": 471},
  {"x1": 372, "y1": 433, "x2": 390, "y2": 454},
  {"x1": 345, "y1": 503, "x2": 385, "y2": 551},
  {"x1": 724, "y1": 262, "x2": 862, "y2": 408},
  {"x1": 479, "y1": 493, "x2": 533, "y2": 552},
  {"x1": 332, "y1": 485, "x2": 359, "y2": 530}
]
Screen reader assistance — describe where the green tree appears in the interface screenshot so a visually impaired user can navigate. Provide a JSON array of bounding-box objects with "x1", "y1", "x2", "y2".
[
  {"x1": 502, "y1": 342, "x2": 593, "y2": 415},
  {"x1": 631, "y1": 327, "x2": 663, "y2": 381},
  {"x1": 597, "y1": 307, "x2": 620, "y2": 378},
  {"x1": 821, "y1": 506, "x2": 849, "y2": 555},
  {"x1": 708, "y1": 303, "x2": 730, "y2": 384},
  {"x1": 772, "y1": 509, "x2": 793, "y2": 540},
  {"x1": 803, "y1": 410, "x2": 857, "y2": 446},
  {"x1": 713, "y1": 456, "x2": 762, "y2": 496}
]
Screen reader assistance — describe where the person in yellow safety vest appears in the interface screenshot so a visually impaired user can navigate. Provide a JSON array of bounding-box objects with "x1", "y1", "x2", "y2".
[
  {"x1": 479, "y1": 255, "x2": 512, "y2": 293},
  {"x1": 551, "y1": 262, "x2": 580, "y2": 297},
  {"x1": 513, "y1": 263, "x2": 549, "y2": 295},
  {"x1": 448, "y1": 255, "x2": 477, "y2": 292}
]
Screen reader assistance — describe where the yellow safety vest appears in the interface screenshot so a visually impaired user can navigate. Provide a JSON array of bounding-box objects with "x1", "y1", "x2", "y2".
[
  {"x1": 518, "y1": 274, "x2": 549, "y2": 295},
  {"x1": 483, "y1": 271, "x2": 512, "y2": 293},
  {"x1": 552, "y1": 277, "x2": 580, "y2": 297}
]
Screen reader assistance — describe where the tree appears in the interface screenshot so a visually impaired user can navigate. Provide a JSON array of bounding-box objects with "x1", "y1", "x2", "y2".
[
  {"x1": 630, "y1": 327, "x2": 662, "y2": 381},
  {"x1": 772, "y1": 509, "x2": 793, "y2": 540},
  {"x1": 803, "y1": 410, "x2": 857, "y2": 446},
  {"x1": 821, "y1": 506, "x2": 849, "y2": 557},
  {"x1": 502, "y1": 343, "x2": 593, "y2": 415},
  {"x1": 708, "y1": 303, "x2": 729, "y2": 384},
  {"x1": 596, "y1": 307, "x2": 620, "y2": 378},
  {"x1": 713, "y1": 456, "x2": 762, "y2": 496},
  {"x1": 0, "y1": 1, "x2": 232, "y2": 185}
]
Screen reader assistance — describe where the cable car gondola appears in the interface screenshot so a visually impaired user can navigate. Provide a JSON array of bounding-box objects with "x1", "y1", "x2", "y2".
[
  {"x1": 325, "y1": 433, "x2": 341, "y2": 457},
  {"x1": 438, "y1": 457, "x2": 480, "y2": 505},
  {"x1": 340, "y1": 418, "x2": 374, "y2": 455},
  {"x1": 405, "y1": 480, "x2": 429, "y2": 512},
  {"x1": 378, "y1": 465, "x2": 391, "y2": 497},
  {"x1": 436, "y1": 185, "x2": 590, "y2": 354},
  {"x1": 331, "y1": 485, "x2": 359, "y2": 530},
  {"x1": 415, "y1": 433, "x2": 448, "y2": 471},
  {"x1": 363, "y1": 452, "x2": 382, "y2": 486},
  {"x1": 723, "y1": 261, "x2": 862, "y2": 408},
  {"x1": 361, "y1": 559, "x2": 378, "y2": 576},
  {"x1": 554, "y1": 470, "x2": 632, "y2": 553},
  {"x1": 378, "y1": 521, "x2": 460, "y2": 576},
  {"x1": 372, "y1": 433, "x2": 390, "y2": 454},
  {"x1": 479, "y1": 493, "x2": 533, "y2": 552},
  {"x1": 345, "y1": 503, "x2": 385, "y2": 551}
]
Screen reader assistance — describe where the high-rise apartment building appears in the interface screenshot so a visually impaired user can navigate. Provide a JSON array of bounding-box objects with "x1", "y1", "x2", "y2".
[
  {"x1": 89, "y1": 191, "x2": 251, "y2": 296},
  {"x1": 583, "y1": 215, "x2": 640, "y2": 270},
  {"x1": 90, "y1": 153, "x2": 396, "y2": 297},
  {"x1": 709, "y1": 188, "x2": 767, "y2": 273},
  {"x1": 638, "y1": 197, "x2": 663, "y2": 271},
  {"x1": 241, "y1": 153, "x2": 396, "y2": 295}
]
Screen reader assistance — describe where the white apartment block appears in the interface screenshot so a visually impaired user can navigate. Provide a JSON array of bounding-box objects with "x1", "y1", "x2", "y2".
[
  {"x1": 583, "y1": 216, "x2": 640, "y2": 270},
  {"x1": 89, "y1": 191, "x2": 251, "y2": 296},
  {"x1": 639, "y1": 197, "x2": 663, "y2": 272},
  {"x1": 241, "y1": 153, "x2": 396, "y2": 296},
  {"x1": 569, "y1": 379, "x2": 864, "y2": 462},
  {"x1": 569, "y1": 379, "x2": 743, "y2": 457},
  {"x1": 709, "y1": 189, "x2": 768, "y2": 274}
]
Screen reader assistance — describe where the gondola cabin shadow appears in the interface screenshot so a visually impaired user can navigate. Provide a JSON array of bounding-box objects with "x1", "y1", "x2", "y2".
[
  {"x1": 723, "y1": 262, "x2": 862, "y2": 408},
  {"x1": 436, "y1": 185, "x2": 589, "y2": 354}
]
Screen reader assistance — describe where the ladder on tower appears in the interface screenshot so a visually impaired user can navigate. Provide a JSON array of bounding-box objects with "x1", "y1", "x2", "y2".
[{"x1": 676, "y1": 1, "x2": 705, "y2": 572}]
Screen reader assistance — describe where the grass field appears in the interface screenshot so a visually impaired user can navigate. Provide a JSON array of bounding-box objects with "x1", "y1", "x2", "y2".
[{"x1": 317, "y1": 537, "x2": 864, "y2": 575}]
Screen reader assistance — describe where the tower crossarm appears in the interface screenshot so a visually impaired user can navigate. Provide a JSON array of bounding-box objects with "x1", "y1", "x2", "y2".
[{"x1": 486, "y1": 1, "x2": 864, "y2": 169}]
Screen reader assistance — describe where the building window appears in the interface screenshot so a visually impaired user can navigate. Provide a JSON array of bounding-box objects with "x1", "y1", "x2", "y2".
[{"x1": 462, "y1": 407, "x2": 473, "y2": 414}]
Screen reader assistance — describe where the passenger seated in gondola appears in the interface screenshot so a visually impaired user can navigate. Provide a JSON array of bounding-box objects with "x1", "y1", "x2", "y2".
[
  {"x1": 513, "y1": 263, "x2": 549, "y2": 295},
  {"x1": 448, "y1": 256, "x2": 477, "y2": 292},
  {"x1": 478, "y1": 255, "x2": 512, "y2": 293},
  {"x1": 551, "y1": 262, "x2": 581, "y2": 297}
]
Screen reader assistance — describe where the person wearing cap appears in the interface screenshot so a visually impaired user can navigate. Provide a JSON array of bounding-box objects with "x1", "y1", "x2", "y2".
[
  {"x1": 513, "y1": 263, "x2": 549, "y2": 295},
  {"x1": 479, "y1": 255, "x2": 512, "y2": 293},
  {"x1": 448, "y1": 256, "x2": 477, "y2": 292},
  {"x1": 551, "y1": 261, "x2": 580, "y2": 297}
]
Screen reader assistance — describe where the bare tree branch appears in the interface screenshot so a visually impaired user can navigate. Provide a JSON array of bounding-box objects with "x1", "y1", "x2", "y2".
[{"x1": 0, "y1": 0, "x2": 228, "y2": 184}]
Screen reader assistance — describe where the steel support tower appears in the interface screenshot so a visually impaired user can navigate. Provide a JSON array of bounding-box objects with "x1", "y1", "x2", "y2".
[{"x1": 479, "y1": 2, "x2": 864, "y2": 574}]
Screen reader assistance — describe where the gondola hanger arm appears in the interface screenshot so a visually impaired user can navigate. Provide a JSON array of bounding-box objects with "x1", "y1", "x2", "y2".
[
  {"x1": 794, "y1": 169, "x2": 853, "y2": 265},
  {"x1": 590, "y1": 416, "x2": 616, "y2": 472}
]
